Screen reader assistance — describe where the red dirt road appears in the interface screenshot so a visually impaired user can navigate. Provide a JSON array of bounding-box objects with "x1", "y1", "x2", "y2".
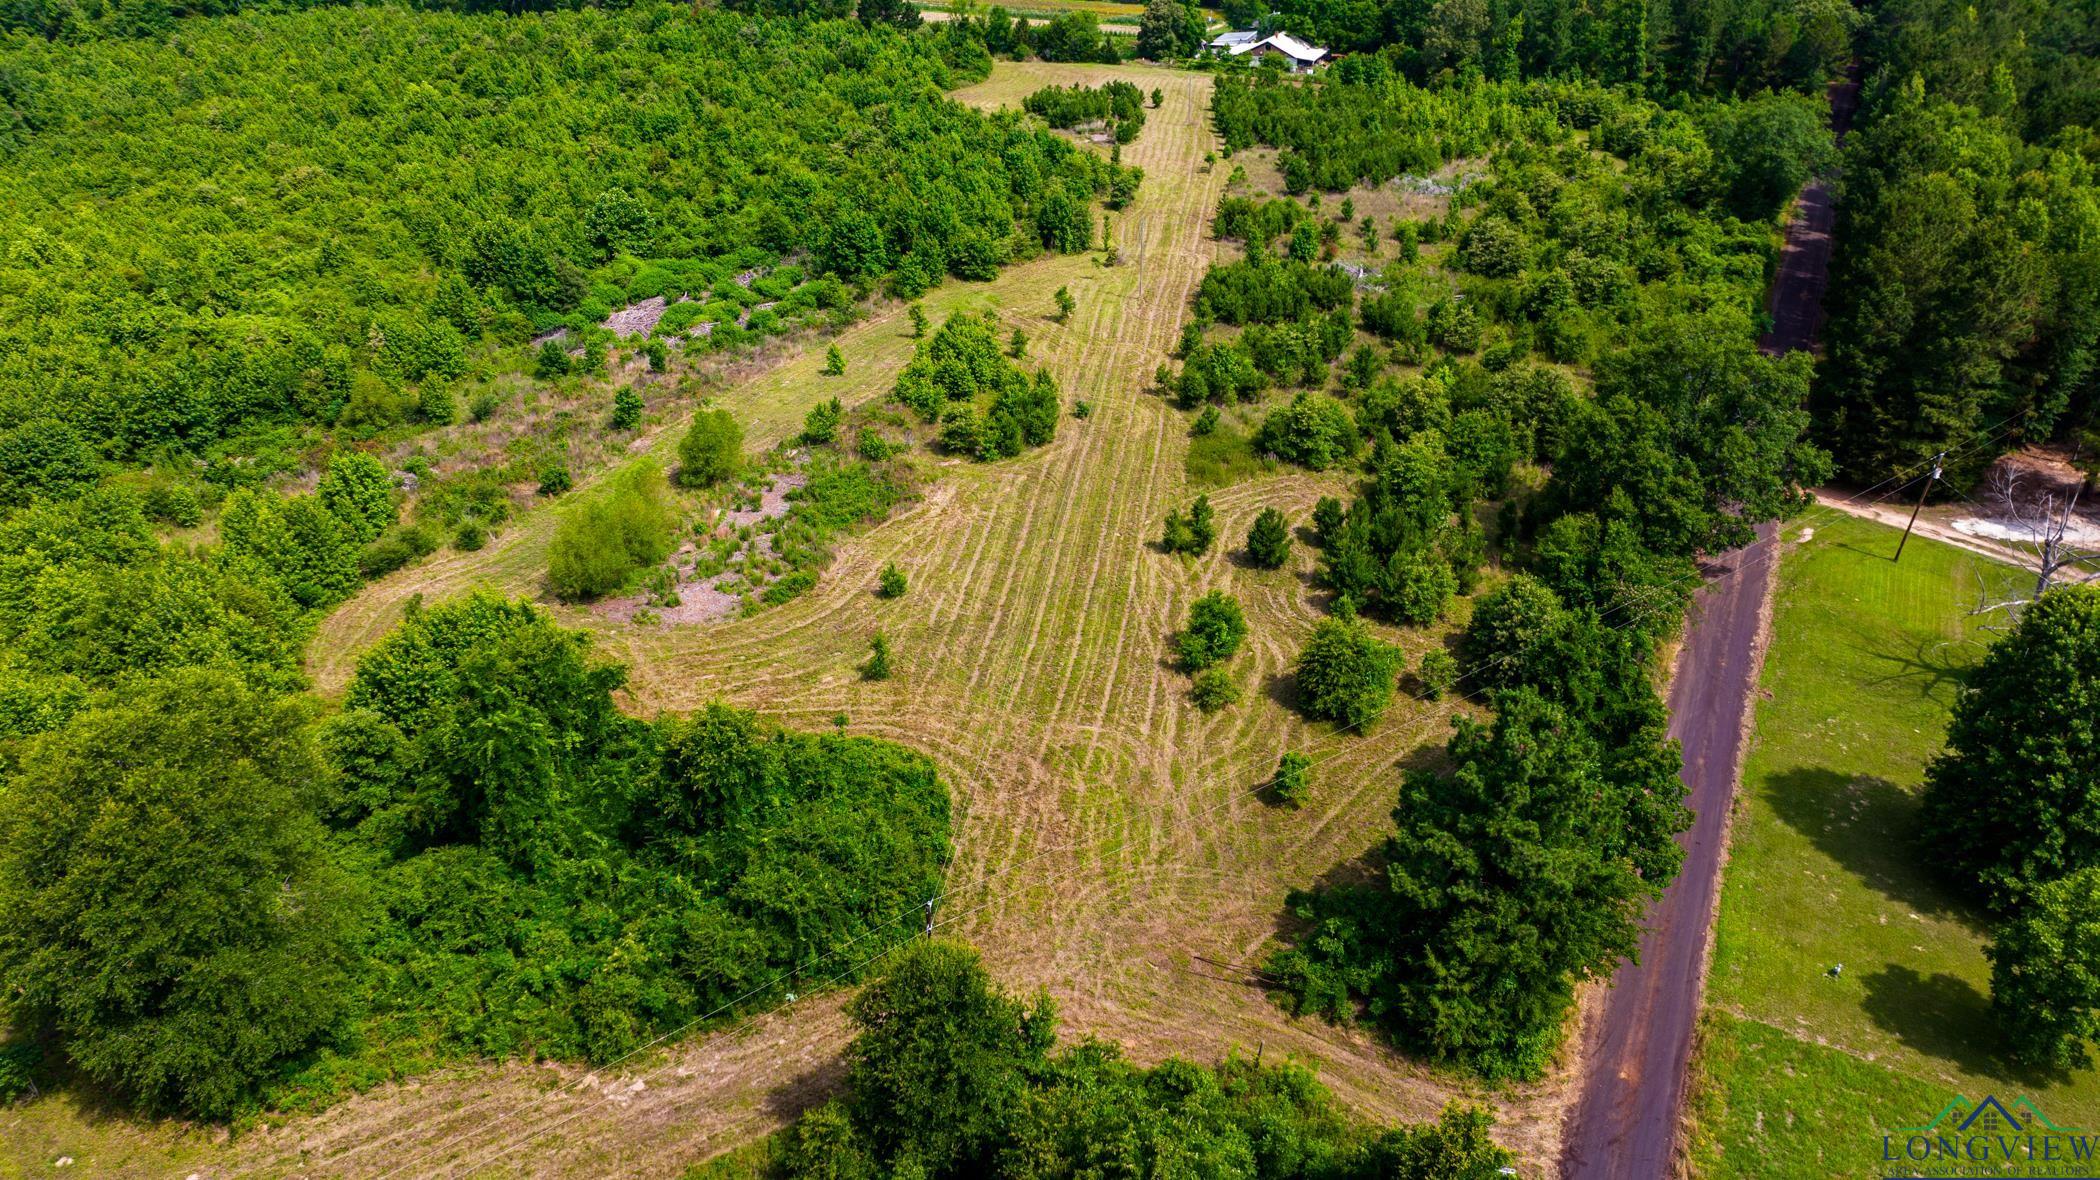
[
  {"x1": 1758, "y1": 74, "x2": 1859, "y2": 358},
  {"x1": 1556, "y1": 523, "x2": 1776, "y2": 1179},
  {"x1": 1558, "y1": 72, "x2": 1859, "y2": 1179}
]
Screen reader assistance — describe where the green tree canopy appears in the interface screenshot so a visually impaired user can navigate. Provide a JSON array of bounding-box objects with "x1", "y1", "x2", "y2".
[
  {"x1": 1923, "y1": 585, "x2": 2100, "y2": 911},
  {"x1": 678, "y1": 408, "x2": 745, "y2": 488},
  {"x1": 1990, "y1": 865, "x2": 2100, "y2": 1070},
  {"x1": 1269, "y1": 687, "x2": 1687, "y2": 1078},
  {"x1": 1293, "y1": 606, "x2": 1401, "y2": 728},
  {"x1": 0, "y1": 669, "x2": 359, "y2": 1118},
  {"x1": 1178, "y1": 590, "x2": 1248, "y2": 671}
]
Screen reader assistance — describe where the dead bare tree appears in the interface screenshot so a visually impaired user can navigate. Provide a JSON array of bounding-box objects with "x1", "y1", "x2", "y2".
[{"x1": 1970, "y1": 466, "x2": 2100, "y2": 626}]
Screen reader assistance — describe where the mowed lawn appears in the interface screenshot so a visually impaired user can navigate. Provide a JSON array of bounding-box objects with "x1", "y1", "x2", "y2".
[{"x1": 1690, "y1": 511, "x2": 2100, "y2": 1177}]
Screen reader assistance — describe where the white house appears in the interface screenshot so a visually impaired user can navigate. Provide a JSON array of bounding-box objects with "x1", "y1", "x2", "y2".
[{"x1": 1207, "y1": 28, "x2": 1329, "y2": 73}]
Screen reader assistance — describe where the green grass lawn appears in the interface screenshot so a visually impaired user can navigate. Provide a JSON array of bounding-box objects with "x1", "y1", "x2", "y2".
[{"x1": 1692, "y1": 511, "x2": 2100, "y2": 1177}]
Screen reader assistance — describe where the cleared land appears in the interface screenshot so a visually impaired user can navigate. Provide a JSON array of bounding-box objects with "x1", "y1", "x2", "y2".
[
  {"x1": 2, "y1": 62, "x2": 1581, "y2": 1179},
  {"x1": 1688, "y1": 511, "x2": 2100, "y2": 1177}
]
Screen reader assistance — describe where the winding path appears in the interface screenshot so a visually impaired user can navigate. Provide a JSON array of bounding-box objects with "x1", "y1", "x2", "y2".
[{"x1": 1557, "y1": 71, "x2": 1860, "y2": 1179}]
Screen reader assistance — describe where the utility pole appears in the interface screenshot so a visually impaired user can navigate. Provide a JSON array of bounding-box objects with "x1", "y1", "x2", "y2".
[{"x1": 1894, "y1": 451, "x2": 1946, "y2": 563}]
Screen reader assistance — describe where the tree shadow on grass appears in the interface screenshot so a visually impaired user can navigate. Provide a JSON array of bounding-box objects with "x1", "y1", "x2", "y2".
[
  {"x1": 1852, "y1": 633, "x2": 1979, "y2": 710},
  {"x1": 1261, "y1": 669, "x2": 1301, "y2": 715},
  {"x1": 1860, "y1": 965, "x2": 2072, "y2": 1089},
  {"x1": 1269, "y1": 840, "x2": 1388, "y2": 943},
  {"x1": 1761, "y1": 766, "x2": 1979, "y2": 929},
  {"x1": 761, "y1": 1052, "x2": 846, "y2": 1122}
]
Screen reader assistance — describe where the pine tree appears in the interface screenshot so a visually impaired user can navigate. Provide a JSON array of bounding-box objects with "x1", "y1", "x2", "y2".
[
  {"x1": 823, "y1": 344, "x2": 847, "y2": 376},
  {"x1": 1246, "y1": 507, "x2": 1292, "y2": 569},
  {"x1": 1270, "y1": 751, "x2": 1311, "y2": 807},
  {"x1": 878, "y1": 563, "x2": 907, "y2": 599},
  {"x1": 862, "y1": 632, "x2": 893, "y2": 680}
]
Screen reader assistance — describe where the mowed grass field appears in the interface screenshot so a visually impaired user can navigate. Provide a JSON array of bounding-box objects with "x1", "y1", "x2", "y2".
[
  {"x1": 1688, "y1": 511, "x2": 2100, "y2": 1178},
  {"x1": 0, "y1": 62, "x2": 1583, "y2": 1180}
]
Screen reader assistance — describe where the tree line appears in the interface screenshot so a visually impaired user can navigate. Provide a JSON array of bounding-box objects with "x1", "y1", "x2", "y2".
[
  {"x1": 1181, "y1": 66, "x2": 1829, "y2": 1081},
  {"x1": 0, "y1": 7, "x2": 1132, "y2": 492},
  {"x1": 1814, "y1": 0, "x2": 2100, "y2": 487},
  {"x1": 734, "y1": 940, "x2": 1519, "y2": 1179},
  {"x1": 0, "y1": 595, "x2": 951, "y2": 1119},
  {"x1": 1227, "y1": 0, "x2": 1852, "y2": 95}
]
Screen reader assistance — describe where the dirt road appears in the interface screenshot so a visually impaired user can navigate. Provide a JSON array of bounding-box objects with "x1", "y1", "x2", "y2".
[
  {"x1": 1558, "y1": 72, "x2": 1860, "y2": 1180},
  {"x1": 1556, "y1": 523, "x2": 1776, "y2": 1179},
  {"x1": 1758, "y1": 72, "x2": 1858, "y2": 359}
]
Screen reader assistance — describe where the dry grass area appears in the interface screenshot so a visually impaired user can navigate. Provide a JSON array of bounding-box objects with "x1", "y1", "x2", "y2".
[{"x1": 6, "y1": 63, "x2": 1583, "y2": 1179}]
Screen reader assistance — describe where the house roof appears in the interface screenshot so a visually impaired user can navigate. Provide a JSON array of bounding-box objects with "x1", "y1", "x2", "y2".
[
  {"x1": 1258, "y1": 31, "x2": 1328, "y2": 61},
  {"x1": 1209, "y1": 28, "x2": 1328, "y2": 62}
]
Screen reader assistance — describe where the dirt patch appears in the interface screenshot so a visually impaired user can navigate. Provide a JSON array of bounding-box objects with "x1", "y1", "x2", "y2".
[
  {"x1": 727, "y1": 471, "x2": 807, "y2": 528},
  {"x1": 590, "y1": 472, "x2": 812, "y2": 628},
  {"x1": 603, "y1": 296, "x2": 668, "y2": 339}
]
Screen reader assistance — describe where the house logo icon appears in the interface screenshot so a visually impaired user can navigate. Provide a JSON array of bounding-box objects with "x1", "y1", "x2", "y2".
[
  {"x1": 1883, "y1": 1094, "x2": 2095, "y2": 1176},
  {"x1": 1898, "y1": 1093, "x2": 2083, "y2": 1136}
]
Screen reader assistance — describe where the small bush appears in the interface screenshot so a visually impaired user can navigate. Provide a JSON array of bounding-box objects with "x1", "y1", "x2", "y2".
[
  {"x1": 1270, "y1": 751, "x2": 1311, "y2": 807},
  {"x1": 1161, "y1": 495, "x2": 1217, "y2": 556},
  {"x1": 678, "y1": 409, "x2": 743, "y2": 487},
  {"x1": 863, "y1": 632, "x2": 893, "y2": 680},
  {"x1": 878, "y1": 563, "x2": 907, "y2": 599},
  {"x1": 1246, "y1": 507, "x2": 1291, "y2": 569},
  {"x1": 358, "y1": 523, "x2": 440, "y2": 578},
  {"x1": 762, "y1": 569, "x2": 818, "y2": 605},
  {"x1": 804, "y1": 398, "x2": 844, "y2": 446},
  {"x1": 1417, "y1": 648, "x2": 1458, "y2": 699},
  {"x1": 1190, "y1": 668, "x2": 1240, "y2": 712},
  {"x1": 1178, "y1": 590, "x2": 1247, "y2": 671},
  {"x1": 142, "y1": 482, "x2": 203, "y2": 527},
  {"x1": 537, "y1": 465, "x2": 574, "y2": 496},
  {"x1": 857, "y1": 428, "x2": 896, "y2": 462},
  {"x1": 534, "y1": 338, "x2": 571, "y2": 379},
  {"x1": 610, "y1": 387, "x2": 644, "y2": 430},
  {"x1": 454, "y1": 522, "x2": 488, "y2": 551},
  {"x1": 548, "y1": 464, "x2": 676, "y2": 600}
]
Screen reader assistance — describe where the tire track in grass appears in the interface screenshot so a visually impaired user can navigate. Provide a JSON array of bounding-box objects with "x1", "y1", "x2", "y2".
[{"x1": 249, "y1": 63, "x2": 1582, "y2": 1180}]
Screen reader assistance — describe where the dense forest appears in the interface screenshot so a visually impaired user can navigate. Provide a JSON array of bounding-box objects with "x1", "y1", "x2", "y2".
[
  {"x1": 0, "y1": 595, "x2": 950, "y2": 1117},
  {"x1": 1815, "y1": 0, "x2": 2100, "y2": 484},
  {"x1": 1222, "y1": 0, "x2": 1852, "y2": 95},
  {"x1": 1183, "y1": 70, "x2": 1828, "y2": 1077},
  {"x1": 0, "y1": 3, "x2": 1138, "y2": 721},
  {"x1": 730, "y1": 942, "x2": 1518, "y2": 1179},
  {"x1": 0, "y1": 7, "x2": 1127, "y2": 472},
  {"x1": 0, "y1": 1, "x2": 1152, "y2": 1125}
]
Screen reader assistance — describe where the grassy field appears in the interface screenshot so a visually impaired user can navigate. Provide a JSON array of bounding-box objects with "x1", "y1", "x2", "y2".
[
  {"x1": 4, "y1": 61, "x2": 1581, "y2": 1179},
  {"x1": 1689, "y1": 511, "x2": 2100, "y2": 1177}
]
